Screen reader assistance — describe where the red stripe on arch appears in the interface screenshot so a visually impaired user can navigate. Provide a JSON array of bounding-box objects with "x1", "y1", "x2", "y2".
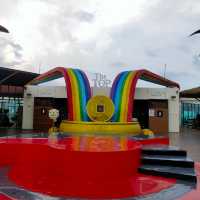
[
  {"x1": 64, "y1": 69, "x2": 73, "y2": 120},
  {"x1": 28, "y1": 67, "x2": 75, "y2": 120}
]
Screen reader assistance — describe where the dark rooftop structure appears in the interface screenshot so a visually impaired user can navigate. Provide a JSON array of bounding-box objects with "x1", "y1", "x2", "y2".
[
  {"x1": 0, "y1": 25, "x2": 9, "y2": 33},
  {"x1": 0, "y1": 67, "x2": 39, "y2": 128},
  {"x1": 0, "y1": 67, "x2": 39, "y2": 97},
  {"x1": 180, "y1": 87, "x2": 200, "y2": 98},
  {"x1": 0, "y1": 67, "x2": 39, "y2": 86}
]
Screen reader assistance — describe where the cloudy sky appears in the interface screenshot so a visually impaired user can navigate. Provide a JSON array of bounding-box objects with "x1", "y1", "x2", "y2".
[{"x1": 0, "y1": 0, "x2": 200, "y2": 89}]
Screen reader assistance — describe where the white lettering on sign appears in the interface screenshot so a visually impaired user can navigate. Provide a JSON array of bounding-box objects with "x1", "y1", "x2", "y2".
[
  {"x1": 92, "y1": 73, "x2": 111, "y2": 88},
  {"x1": 150, "y1": 90, "x2": 166, "y2": 98}
]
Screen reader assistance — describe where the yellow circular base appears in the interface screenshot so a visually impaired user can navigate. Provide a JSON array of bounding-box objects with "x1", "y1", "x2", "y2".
[{"x1": 59, "y1": 120, "x2": 142, "y2": 135}]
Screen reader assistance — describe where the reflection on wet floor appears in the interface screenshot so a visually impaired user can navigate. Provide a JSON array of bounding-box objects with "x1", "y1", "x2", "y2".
[
  {"x1": 170, "y1": 127, "x2": 200, "y2": 162},
  {"x1": 0, "y1": 127, "x2": 200, "y2": 161}
]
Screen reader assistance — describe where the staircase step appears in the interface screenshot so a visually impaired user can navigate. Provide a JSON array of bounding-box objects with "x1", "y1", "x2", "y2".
[
  {"x1": 138, "y1": 164, "x2": 197, "y2": 182},
  {"x1": 141, "y1": 155, "x2": 194, "y2": 168},
  {"x1": 142, "y1": 146, "x2": 187, "y2": 157}
]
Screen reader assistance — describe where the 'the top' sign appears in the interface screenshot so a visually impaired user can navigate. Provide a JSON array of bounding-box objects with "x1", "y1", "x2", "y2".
[{"x1": 92, "y1": 73, "x2": 111, "y2": 88}]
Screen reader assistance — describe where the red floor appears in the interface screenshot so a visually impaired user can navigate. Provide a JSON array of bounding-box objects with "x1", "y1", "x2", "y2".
[
  {"x1": 0, "y1": 193, "x2": 16, "y2": 200},
  {"x1": 0, "y1": 135, "x2": 200, "y2": 199},
  {"x1": 0, "y1": 136, "x2": 174, "y2": 198}
]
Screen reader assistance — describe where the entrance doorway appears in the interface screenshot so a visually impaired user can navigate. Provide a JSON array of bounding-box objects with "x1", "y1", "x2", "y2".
[
  {"x1": 133, "y1": 100, "x2": 168, "y2": 134},
  {"x1": 149, "y1": 100, "x2": 168, "y2": 134},
  {"x1": 133, "y1": 100, "x2": 149, "y2": 129},
  {"x1": 33, "y1": 98, "x2": 67, "y2": 131}
]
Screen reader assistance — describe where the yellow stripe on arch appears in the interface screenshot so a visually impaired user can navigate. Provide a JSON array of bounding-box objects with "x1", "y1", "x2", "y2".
[
  {"x1": 120, "y1": 72, "x2": 136, "y2": 122},
  {"x1": 124, "y1": 72, "x2": 136, "y2": 121}
]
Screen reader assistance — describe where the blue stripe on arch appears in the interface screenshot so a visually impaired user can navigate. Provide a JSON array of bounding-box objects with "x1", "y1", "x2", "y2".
[
  {"x1": 77, "y1": 70, "x2": 90, "y2": 99},
  {"x1": 111, "y1": 72, "x2": 125, "y2": 121},
  {"x1": 72, "y1": 69, "x2": 84, "y2": 121},
  {"x1": 76, "y1": 69, "x2": 91, "y2": 121},
  {"x1": 110, "y1": 73, "x2": 121, "y2": 99}
]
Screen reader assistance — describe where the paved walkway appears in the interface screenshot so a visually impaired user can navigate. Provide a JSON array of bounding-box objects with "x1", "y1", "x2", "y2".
[{"x1": 170, "y1": 128, "x2": 200, "y2": 161}]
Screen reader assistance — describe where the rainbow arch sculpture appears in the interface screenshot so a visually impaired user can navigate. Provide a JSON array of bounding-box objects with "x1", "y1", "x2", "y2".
[
  {"x1": 110, "y1": 69, "x2": 180, "y2": 122},
  {"x1": 29, "y1": 67, "x2": 179, "y2": 135},
  {"x1": 28, "y1": 67, "x2": 91, "y2": 121}
]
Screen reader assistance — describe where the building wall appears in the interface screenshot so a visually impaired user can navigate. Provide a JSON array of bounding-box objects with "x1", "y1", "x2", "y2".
[
  {"x1": 135, "y1": 88, "x2": 179, "y2": 133},
  {"x1": 22, "y1": 86, "x2": 180, "y2": 133}
]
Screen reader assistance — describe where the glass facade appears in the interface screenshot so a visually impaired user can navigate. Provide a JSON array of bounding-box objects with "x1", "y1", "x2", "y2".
[
  {"x1": 0, "y1": 97, "x2": 23, "y2": 128},
  {"x1": 181, "y1": 102, "x2": 200, "y2": 126}
]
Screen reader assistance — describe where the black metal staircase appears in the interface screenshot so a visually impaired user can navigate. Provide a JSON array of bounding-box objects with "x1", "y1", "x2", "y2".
[{"x1": 138, "y1": 146, "x2": 197, "y2": 183}]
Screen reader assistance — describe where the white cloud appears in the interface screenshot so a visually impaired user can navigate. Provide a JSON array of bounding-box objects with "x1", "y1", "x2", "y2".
[{"x1": 0, "y1": 0, "x2": 200, "y2": 89}]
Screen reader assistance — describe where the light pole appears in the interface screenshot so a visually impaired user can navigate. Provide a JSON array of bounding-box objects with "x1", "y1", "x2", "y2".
[{"x1": 0, "y1": 25, "x2": 9, "y2": 33}]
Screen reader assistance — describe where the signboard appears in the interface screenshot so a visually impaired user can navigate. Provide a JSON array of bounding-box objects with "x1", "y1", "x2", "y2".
[
  {"x1": 149, "y1": 109, "x2": 155, "y2": 117},
  {"x1": 157, "y1": 110, "x2": 163, "y2": 117},
  {"x1": 92, "y1": 73, "x2": 111, "y2": 88}
]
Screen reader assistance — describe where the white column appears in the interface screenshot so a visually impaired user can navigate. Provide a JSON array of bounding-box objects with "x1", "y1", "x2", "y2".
[
  {"x1": 168, "y1": 96, "x2": 180, "y2": 133},
  {"x1": 22, "y1": 95, "x2": 34, "y2": 130}
]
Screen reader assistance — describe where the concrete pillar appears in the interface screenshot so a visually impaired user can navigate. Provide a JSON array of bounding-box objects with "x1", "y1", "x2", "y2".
[
  {"x1": 22, "y1": 95, "x2": 34, "y2": 130},
  {"x1": 168, "y1": 96, "x2": 180, "y2": 133}
]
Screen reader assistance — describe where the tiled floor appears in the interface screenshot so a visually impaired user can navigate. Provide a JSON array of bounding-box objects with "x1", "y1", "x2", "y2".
[{"x1": 170, "y1": 127, "x2": 200, "y2": 162}]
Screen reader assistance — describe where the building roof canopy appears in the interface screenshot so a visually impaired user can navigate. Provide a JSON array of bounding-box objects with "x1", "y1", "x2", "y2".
[
  {"x1": 0, "y1": 67, "x2": 39, "y2": 86},
  {"x1": 180, "y1": 87, "x2": 200, "y2": 98}
]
